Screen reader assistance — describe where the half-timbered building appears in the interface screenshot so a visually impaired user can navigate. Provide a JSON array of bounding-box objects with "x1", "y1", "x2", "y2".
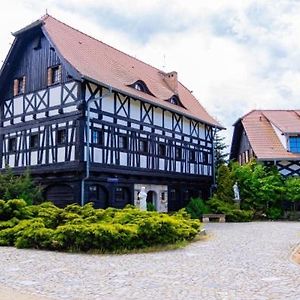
[
  {"x1": 0, "y1": 15, "x2": 222, "y2": 211},
  {"x1": 230, "y1": 110, "x2": 300, "y2": 176}
]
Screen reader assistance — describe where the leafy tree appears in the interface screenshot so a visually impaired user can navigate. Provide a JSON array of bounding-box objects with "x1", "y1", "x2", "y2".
[
  {"x1": 0, "y1": 168, "x2": 42, "y2": 205},
  {"x1": 285, "y1": 177, "x2": 300, "y2": 211},
  {"x1": 215, "y1": 164, "x2": 234, "y2": 203},
  {"x1": 231, "y1": 161, "x2": 284, "y2": 214},
  {"x1": 214, "y1": 132, "x2": 228, "y2": 169}
]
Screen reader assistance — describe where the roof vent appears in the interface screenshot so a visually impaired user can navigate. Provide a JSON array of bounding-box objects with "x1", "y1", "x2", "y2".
[{"x1": 162, "y1": 71, "x2": 178, "y2": 94}]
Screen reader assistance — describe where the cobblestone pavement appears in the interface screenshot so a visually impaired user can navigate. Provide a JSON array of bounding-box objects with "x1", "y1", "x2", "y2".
[{"x1": 0, "y1": 222, "x2": 299, "y2": 300}]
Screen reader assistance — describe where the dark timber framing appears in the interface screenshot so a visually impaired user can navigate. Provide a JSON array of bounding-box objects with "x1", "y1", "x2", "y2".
[{"x1": 0, "y1": 18, "x2": 218, "y2": 210}]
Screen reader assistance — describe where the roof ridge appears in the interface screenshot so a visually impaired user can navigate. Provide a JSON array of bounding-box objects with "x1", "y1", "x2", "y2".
[{"x1": 42, "y1": 14, "x2": 183, "y2": 92}]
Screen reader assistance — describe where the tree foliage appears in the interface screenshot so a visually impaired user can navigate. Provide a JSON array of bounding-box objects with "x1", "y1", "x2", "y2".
[
  {"x1": 285, "y1": 177, "x2": 300, "y2": 211},
  {"x1": 231, "y1": 161, "x2": 284, "y2": 215},
  {"x1": 215, "y1": 164, "x2": 234, "y2": 203},
  {"x1": 0, "y1": 168, "x2": 42, "y2": 205},
  {"x1": 214, "y1": 132, "x2": 228, "y2": 169}
]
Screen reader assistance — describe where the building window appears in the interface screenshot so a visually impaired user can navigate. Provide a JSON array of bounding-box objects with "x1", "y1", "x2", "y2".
[
  {"x1": 139, "y1": 139, "x2": 148, "y2": 153},
  {"x1": 158, "y1": 143, "x2": 166, "y2": 156},
  {"x1": 134, "y1": 82, "x2": 145, "y2": 92},
  {"x1": 89, "y1": 185, "x2": 97, "y2": 193},
  {"x1": 115, "y1": 187, "x2": 125, "y2": 202},
  {"x1": 189, "y1": 149, "x2": 196, "y2": 162},
  {"x1": 48, "y1": 65, "x2": 61, "y2": 85},
  {"x1": 57, "y1": 129, "x2": 67, "y2": 145},
  {"x1": 30, "y1": 134, "x2": 39, "y2": 149},
  {"x1": 203, "y1": 152, "x2": 209, "y2": 164},
  {"x1": 119, "y1": 135, "x2": 128, "y2": 150},
  {"x1": 289, "y1": 136, "x2": 300, "y2": 153},
  {"x1": 13, "y1": 77, "x2": 25, "y2": 96},
  {"x1": 8, "y1": 137, "x2": 17, "y2": 152},
  {"x1": 92, "y1": 129, "x2": 103, "y2": 145},
  {"x1": 175, "y1": 147, "x2": 182, "y2": 160},
  {"x1": 170, "y1": 96, "x2": 179, "y2": 105}
]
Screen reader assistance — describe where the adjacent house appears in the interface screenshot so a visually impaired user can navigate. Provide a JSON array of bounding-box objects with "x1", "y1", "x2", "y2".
[
  {"x1": 0, "y1": 15, "x2": 222, "y2": 211},
  {"x1": 230, "y1": 110, "x2": 300, "y2": 176}
]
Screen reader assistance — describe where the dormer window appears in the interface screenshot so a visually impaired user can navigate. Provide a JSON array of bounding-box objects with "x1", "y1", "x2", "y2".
[
  {"x1": 134, "y1": 82, "x2": 145, "y2": 92},
  {"x1": 170, "y1": 95, "x2": 180, "y2": 106},
  {"x1": 129, "y1": 80, "x2": 154, "y2": 96},
  {"x1": 289, "y1": 136, "x2": 300, "y2": 153}
]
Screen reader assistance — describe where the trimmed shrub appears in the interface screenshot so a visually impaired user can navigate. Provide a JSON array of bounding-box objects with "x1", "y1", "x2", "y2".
[
  {"x1": 0, "y1": 201, "x2": 201, "y2": 252},
  {"x1": 266, "y1": 207, "x2": 283, "y2": 220},
  {"x1": 207, "y1": 196, "x2": 254, "y2": 222}
]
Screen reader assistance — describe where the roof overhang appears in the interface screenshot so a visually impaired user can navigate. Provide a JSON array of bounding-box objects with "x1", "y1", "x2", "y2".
[{"x1": 13, "y1": 20, "x2": 43, "y2": 37}]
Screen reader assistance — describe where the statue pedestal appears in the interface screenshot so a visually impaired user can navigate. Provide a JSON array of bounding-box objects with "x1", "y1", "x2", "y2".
[{"x1": 233, "y1": 198, "x2": 241, "y2": 208}]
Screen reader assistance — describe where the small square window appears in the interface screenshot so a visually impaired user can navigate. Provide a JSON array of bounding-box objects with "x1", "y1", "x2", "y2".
[
  {"x1": 48, "y1": 65, "x2": 61, "y2": 85},
  {"x1": 8, "y1": 137, "x2": 17, "y2": 152},
  {"x1": 14, "y1": 77, "x2": 25, "y2": 96},
  {"x1": 139, "y1": 139, "x2": 148, "y2": 153},
  {"x1": 57, "y1": 129, "x2": 66, "y2": 145},
  {"x1": 92, "y1": 130, "x2": 103, "y2": 145},
  {"x1": 30, "y1": 134, "x2": 39, "y2": 149},
  {"x1": 119, "y1": 135, "x2": 128, "y2": 150},
  {"x1": 175, "y1": 147, "x2": 182, "y2": 160},
  {"x1": 158, "y1": 143, "x2": 166, "y2": 156}
]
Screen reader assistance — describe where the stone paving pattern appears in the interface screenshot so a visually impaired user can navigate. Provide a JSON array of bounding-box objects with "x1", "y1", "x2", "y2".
[{"x1": 0, "y1": 222, "x2": 299, "y2": 300}]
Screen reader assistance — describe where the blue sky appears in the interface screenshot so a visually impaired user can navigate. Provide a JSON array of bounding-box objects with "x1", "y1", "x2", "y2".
[{"x1": 1, "y1": 0, "x2": 300, "y2": 149}]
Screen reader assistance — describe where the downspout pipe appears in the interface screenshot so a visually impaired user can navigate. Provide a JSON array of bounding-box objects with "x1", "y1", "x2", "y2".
[{"x1": 81, "y1": 87, "x2": 112, "y2": 206}]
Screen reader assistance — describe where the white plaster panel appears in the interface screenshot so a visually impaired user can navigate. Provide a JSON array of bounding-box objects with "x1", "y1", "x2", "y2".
[
  {"x1": 31, "y1": 152, "x2": 37, "y2": 166},
  {"x1": 120, "y1": 152, "x2": 127, "y2": 165},
  {"x1": 159, "y1": 158, "x2": 164, "y2": 170},
  {"x1": 140, "y1": 156, "x2": 147, "y2": 168},
  {"x1": 164, "y1": 111, "x2": 172, "y2": 130},
  {"x1": 102, "y1": 95, "x2": 114, "y2": 113},
  {"x1": 153, "y1": 107, "x2": 162, "y2": 127},
  {"x1": 49, "y1": 86, "x2": 61, "y2": 107},
  {"x1": 13, "y1": 96, "x2": 23, "y2": 115},
  {"x1": 93, "y1": 148, "x2": 102, "y2": 163},
  {"x1": 199, "y1": 124, "x2": 205, "y2": 139},
  {"x1": 9, "y1": 155, "x2": 14, "y2": 167},
  {"x1": 57, "y1": 148, "x2": 65, "y2": 162},
  {"x1": 64, "y1": 105, "x2": 77, "y2": 113},
  {"x1": 130, "y1": 101, "x2": 140, "y2": 120},
  {"x1": 183, "y1": 118, "x2": 190, "y2": 135}
]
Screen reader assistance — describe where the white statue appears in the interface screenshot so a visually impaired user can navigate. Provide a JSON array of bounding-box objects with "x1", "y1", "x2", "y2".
[
  {"x1": 138, "y1": 187, "x2": 147, "y2": 211},
  {"x1": 233, "y1": 182, "x2": 240, "y2": 201}
]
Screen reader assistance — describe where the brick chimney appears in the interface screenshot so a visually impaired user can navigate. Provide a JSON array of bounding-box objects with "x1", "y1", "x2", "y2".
[{"x1": 162, "y1": 71, "x2": 178, "y2": 94}]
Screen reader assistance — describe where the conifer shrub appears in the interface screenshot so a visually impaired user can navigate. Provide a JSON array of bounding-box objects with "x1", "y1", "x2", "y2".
[
  {"x1": 185, "y1": 198, "x2": 210, "y2": 219},
  {"x1": 0, "y1": 201, "x2": 201, "y2": 252}
]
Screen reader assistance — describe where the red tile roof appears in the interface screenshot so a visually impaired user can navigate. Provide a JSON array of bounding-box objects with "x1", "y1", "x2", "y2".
[
  {"x1": 40, "y1": 15, "x2": 222, "y2": 128},
  {"x1": 240, "y1": 110, "x2": 300, "y2": 160}
]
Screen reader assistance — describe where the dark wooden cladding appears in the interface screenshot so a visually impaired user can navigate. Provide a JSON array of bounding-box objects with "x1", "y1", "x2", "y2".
[{"x1": 2, "y1": 29, "x2": 70, "y2": 101}]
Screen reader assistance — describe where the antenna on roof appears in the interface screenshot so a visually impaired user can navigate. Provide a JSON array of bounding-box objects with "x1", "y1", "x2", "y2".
[{"x1": 162, "y1": 54, "x2": 166, "y2": 71}]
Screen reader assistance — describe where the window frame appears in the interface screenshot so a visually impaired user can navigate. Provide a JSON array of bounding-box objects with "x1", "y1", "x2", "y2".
[
  {"x1": 57, "y1": 128, "x2": 67, "y2": 145},
  {"x1": 289, "y1": 136, "x2": 300, "y2": 153},
  {"x1": 158, "y1": 143, "x2": 166, "y2": 157},
  {"x1": 29, "y1": 133, "x2": 39, "y2": 149},
  {"x1": 92, "y1": 129, "x2": 103, "y2": 146},
  {"x1": 118, "y1": 135, "x2": 128, "y2": 150},
  {"x1": 139, "y1": 139, "x2": 148, "y2": 154},
  {"x1": 8, "y1": 137, "x2": 17, "y2": 153}
]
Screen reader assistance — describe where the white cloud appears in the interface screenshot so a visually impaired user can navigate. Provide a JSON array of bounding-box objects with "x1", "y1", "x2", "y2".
[{"x1": 1, "y1": 0, "x2": 300, "y2": 148}]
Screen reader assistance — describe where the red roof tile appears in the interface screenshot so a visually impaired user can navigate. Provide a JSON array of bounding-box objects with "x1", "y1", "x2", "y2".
[
  {"x1": 241, "y1": 110, "x2": 300, "y2": 160},
  {"x1": 41, "y1": 15, "x2": 222, "y2": 128}
]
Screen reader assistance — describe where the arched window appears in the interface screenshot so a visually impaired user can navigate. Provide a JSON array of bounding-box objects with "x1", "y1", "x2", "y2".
[
  {"x1": 134, "y1": 82, "x2": 145, "y2": 92},
  {"x1": 128, "y1": 80, "x2": 154, "y2": 96},
  {"x1": 170, "y1": 96, "x2": 179, "y2": 105}
]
